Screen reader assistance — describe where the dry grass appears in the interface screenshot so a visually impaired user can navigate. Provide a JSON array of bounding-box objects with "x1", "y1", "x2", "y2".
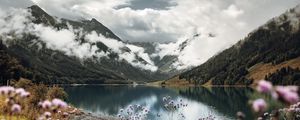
[
  {"x1": 202, "y1": 79, "x2": 212, "y2": 86},
  {"x1": 247, "y1": 57, "x2": 300, "y2": 83},
  {"x1": 148, "y1": 76, "x2": 194, "y2": 87}
]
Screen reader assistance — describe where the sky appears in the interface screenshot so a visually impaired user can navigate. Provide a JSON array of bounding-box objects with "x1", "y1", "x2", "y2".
[
  {"x1": 0, "y1": 0, "x2": 300, "y2": 70},
  {"x1": 25, "y1": 0, "x2": 300, "y2": 43}
]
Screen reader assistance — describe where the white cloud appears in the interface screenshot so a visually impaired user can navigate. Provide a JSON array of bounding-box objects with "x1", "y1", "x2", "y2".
[
  {"x1": 0, "y1": 7, "x2": 157, "y2": 71},
  {"x1": 222, "y1": 4, "x2": 244, "y2": 18},
  {"x1": 0, "y1": 8, "x2": 32, "y2": 43},
  {"x1": 2, "y1": 0, "x2": 300, "y2": 70},
  {"x1": 85, "y1": 31, "x2": 158, "y2": 71}
]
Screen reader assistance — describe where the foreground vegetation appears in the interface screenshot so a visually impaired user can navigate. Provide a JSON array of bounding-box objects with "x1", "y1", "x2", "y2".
[{"x1": 0, "y1": 78, "x2": 82, "y2": 120}]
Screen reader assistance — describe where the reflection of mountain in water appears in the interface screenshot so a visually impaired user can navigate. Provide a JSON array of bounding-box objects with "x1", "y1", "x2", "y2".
[
  {"x1": 64, "y1": 85, "x2": 177, "y2": 115},
  {"x1": 178, "y1": 87, "x2": 255, "y2": 120}
]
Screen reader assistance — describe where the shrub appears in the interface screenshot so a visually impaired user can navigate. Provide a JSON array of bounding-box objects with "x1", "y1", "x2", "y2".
[
  {"x1": 14, "y1": 78, "x2": 34, "y2": 90},
  {"x1": 47, "y1": 86, "x2": 68, "y2": 100}
]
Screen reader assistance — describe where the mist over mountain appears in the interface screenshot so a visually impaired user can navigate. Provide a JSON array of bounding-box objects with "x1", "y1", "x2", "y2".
[
  {"x1": 174, "y1": 5, "x2": 300, "y2": 85},
  {"x1": 0, "y1": 4, "x2": 184, "y2": 84}
]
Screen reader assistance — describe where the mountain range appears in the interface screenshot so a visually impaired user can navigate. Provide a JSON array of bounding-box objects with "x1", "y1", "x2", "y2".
[
  {"x1": 1, "y1": 4, "x2": 300, "y2": 86},
  {"x1": 0, "y1": 5, "x2": 183, "y2": 84}
]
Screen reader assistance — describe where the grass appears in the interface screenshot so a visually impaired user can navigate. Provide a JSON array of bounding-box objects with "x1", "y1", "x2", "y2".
[
  {"x1": 147, "y1": 76, "x2": 194, "y2": 87},
  {"x1": 247, "y1": 57, "x2": 300, "y2": 82}
]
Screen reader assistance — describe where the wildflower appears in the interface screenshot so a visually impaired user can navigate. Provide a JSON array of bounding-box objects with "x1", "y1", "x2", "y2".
[
  {"x1": 11, "y1": 104, "x2": 21, "y2": 113},
  {"x1": 276, "y1": 86, "x2": 299, "y2": 104},
  {"x1": 271, "y1": 91, "x2": 278, "y2": 99},
  {"x1": 163, "y1": 97, "x2": 167, "y2": 102},
  {"x1": 256, "y1": 80, "x2": 272, "y2": 93},
  {"x1": 44, "y1": 111, "x2": 51, "y2": 118},
  {"x1": 284, "y1": 92, "x2": 299, "y2": 104},
  {"x1": 52, "y1": 98, "x2": 67, "y2": 108},
  {"x1": 252, "y1": 99, "x2": 267, "y2": 112},
  {"x1": 19, "y1": 91, "x2": 30, "y2": 98},
  {"x1": 41, "y1": 100, "x2": 52, "y2": 109},
  {"x1": 0, "y1": 86, "x2": 15, "y2": 96},
  {"x1": 15, "y1": 88, "x2": 25, "y2": 95}
]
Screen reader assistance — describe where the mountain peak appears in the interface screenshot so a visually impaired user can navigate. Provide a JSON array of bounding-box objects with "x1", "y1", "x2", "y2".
[
  {"x1": 28, "y1": 5, "x2": 57, "y2": 26},
  {"x1": 90, "y1": 18, "x2": 99, "y2": 23}
]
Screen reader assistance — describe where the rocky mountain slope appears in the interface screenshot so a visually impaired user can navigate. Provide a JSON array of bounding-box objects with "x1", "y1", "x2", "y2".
[{"x1": 175, "y1": 5, "x2": 300, "y2": 85}]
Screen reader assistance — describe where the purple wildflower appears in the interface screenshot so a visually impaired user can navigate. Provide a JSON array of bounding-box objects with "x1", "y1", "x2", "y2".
[
  {"x1": 52, "y1": 98, "x2": 67, "y2": 108},
  {"x1": 256, "y1": 80, "x2": 272, "y2": 93},
  {"x1": 41, "y1": 100, "x2": 52, "y2": 109},
  {"x1": 252, "y1": 99, "x2": 267, "y2": 112},
  {"x1": 276, "y1": 86, "x2": 299, "y2": 104},
  {"x1": 44, "y1": 111, "x2": 51, "y2": 118},
  {"x1": 0, "y1": 86, "x2": 15, "y2": 95},
  {"x1": 11, "y1": 104, "x2": 21, "y2": 113}
]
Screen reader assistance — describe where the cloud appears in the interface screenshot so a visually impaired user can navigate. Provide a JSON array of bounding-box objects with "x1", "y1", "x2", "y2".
[
  {"x1": 222, "y1": 4, "x2": 244, "y2": 18},
  {"x1": 0, "y1": 7, "x2": 157, "y2": 71},
  {"x1": 0, "y1": 0, "x2": 34, "y2": 9},
  {"x1": 85, "y1": 32, "x2": 158, "y2": 71},
  {"x1": 2, "y1": 0, "x2": 300, "y2": 70},
  {"x1": 30, "y1": 0, "x2": 300, "y2": 43},
  {"x1": 0, "y1": 8, "x2": 32, "y2": 43},
  {"x1": 117, "y1": 0, "x2": 177, "y2": 10}
]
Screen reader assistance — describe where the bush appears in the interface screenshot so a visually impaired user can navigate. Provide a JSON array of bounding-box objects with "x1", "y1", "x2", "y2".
[
  {"x1": 14, "y1": 78, "x2": 34, "y2": 90},
  {"x1": 47, "y1": 86, "x2": 68, "y2": 100}
]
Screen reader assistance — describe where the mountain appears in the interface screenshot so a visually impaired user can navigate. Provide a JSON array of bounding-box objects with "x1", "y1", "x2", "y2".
[
  {"x1": 171, "y1": 5, "x2": 300, "y2": 86},
  {"x1": 30, "y1": 5, "x2": 122, "y2": 41},
  {"x1": 131, "y1": 42, "x2": 180, "y2": 75},
  {"x1": 0, "y1": 5, "x2": 171, "y2": 84}
]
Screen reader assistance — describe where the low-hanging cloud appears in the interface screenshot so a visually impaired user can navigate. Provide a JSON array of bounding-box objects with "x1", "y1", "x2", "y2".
[
  {"x1": 29, "y1": 0, "x2": 300, "y2": 70},
  {"x1": 0, "y1": 7, "x2": 158, "y2": 71}
]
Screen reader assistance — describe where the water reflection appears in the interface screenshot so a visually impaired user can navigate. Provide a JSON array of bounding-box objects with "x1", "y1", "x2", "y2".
[
  {"x1": 64, "y1": 85, "x2": 255, "y2": 120},
  {"x1": 178, "y1": 87, "x2": 255, "y2": 120}
]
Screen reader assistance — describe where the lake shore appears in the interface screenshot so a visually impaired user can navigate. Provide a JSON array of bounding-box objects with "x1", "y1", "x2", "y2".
[
  {"x1": 69, "y1": 111, "x2": 116, "y2": 120},
  {"x1": 146, "y1": 78, "x2": 252, "y2": 88}
]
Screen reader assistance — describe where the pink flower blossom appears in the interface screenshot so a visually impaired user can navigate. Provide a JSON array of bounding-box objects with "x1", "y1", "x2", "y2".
[
  {"x1": 271, "y1": 91, "x2": 279, "y2": 99},
  {"x1": 11, "y1": 104, "x2": 21, "y2": 113},
  {"x1": 0, "y1": 86, "x2": 15, "y2": 95},
  {"x1": 256, "y1": 80, "x2": 272, "y2": 93},
  {"x1": 44, "y1": 111, "x2": 51, "y2": 118},
  {"x1": 15, "y1": 88, "x2": 30, "y2": 98},
  {"x1": 276, "y1": 86, "x2": 299, "y2": 104},
  {"x1": 15, "y1": 88, "x2": 25, "y2": 94},
  {"x1": 52, "y1": 98, "x2": 67, "y2": 108},
  {"x1": 284, "y1": 92, "x2": 299, "y2": 104},
  {"x1": 41, "y1": 100, "x2": 52, "y2": 109},
  {"x1": 287, "y1": 86, "x2": 298, "y2": 92},
  {"x1": 252, "y1": 99, "x2": 267, "y2": 112},
  {"x1": 20, "y1": 91, "x2": 30, "y2": 98}
]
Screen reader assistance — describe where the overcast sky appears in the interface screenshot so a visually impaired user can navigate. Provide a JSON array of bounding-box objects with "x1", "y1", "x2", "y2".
[
  {"x1": 1, "y1": 0, "x2": 299, "y2": 43},
  {"x1": 24, "y1": 0, "x2": 299, "y2": 43}
]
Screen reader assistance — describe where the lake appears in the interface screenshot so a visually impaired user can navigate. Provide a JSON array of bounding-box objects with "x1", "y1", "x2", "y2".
[{"x1": 64, "y1": 85, "x2": 256, "y2": 120}]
